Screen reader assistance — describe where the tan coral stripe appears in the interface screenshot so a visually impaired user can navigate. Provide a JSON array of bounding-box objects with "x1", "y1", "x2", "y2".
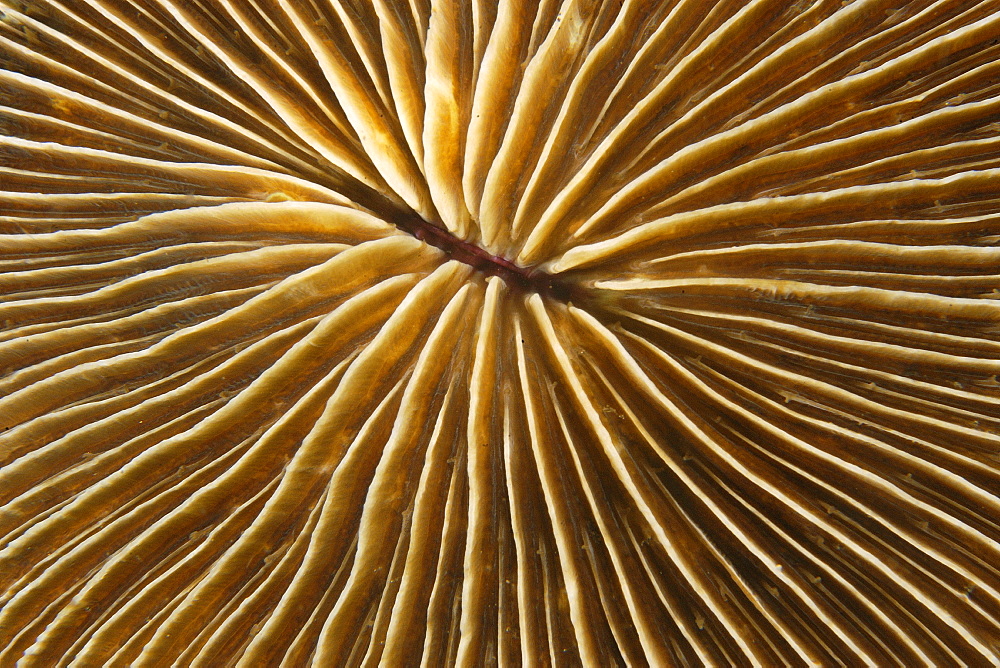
[
  {"x1": 211, "y1": 0, "x2": 362, "y2": 143},
  {"x1": 581, "y1": 363, "x2": 748, "y2": 666},
  {"x1": 574, "y1": 0, "x2": 710, "y2": 150},
  {"x1": 406, "y1": 0, "x2": 431, "y2": 50},
  {"x1": 509, "y1": 0, "x2": 657, "y2": 253},
  {"x1": 418, "y1": 434, "x2": 468, "y2": 667},
  {"x1": 0, "y1": 313, "x2": 310, "y2": 498},
  {"x1": 696, "y1": 387, "x2": 1000, "y2": 652},
  {"x1": 516, "y1": 0, "x2": 832, "y2": 262},
  {"x1": 786, "y1": 136, "x2": 1000, "y2": 195},
  {"x1": 0, "y1": 243, "x2": 341, "y2": 347},
  {"x1": 0, "y1": 335, "x2": 243, "y2": 459},
  {"x1": 0, "y1": 105, "x2": 230, "y2": 167},
  {"x1": 455, "y1": 277, "x2": 504, "y2": 664},
  {"x1": 657, "y1": 96, "x2": 1000, "y2": 214},
  {"x1": 0, "y1": 201, "x2": 392, "y2": 260},
  {"x1": 0, "y1": 138, "x2": 352, "y2": 207},
  {"x1": 36, "y1": 343, "x2": 362, "y2": 653},
  {"x1": 513, "y1": 312, "x2": 602, "y2": 663},
  {"x1": 0, "y1": 6, "x2": 324, "y2": 176},
  {"x1": 0, "y1": 237, "x2": 437, "y2": 431},
  {"x1": 422, "y1": 0, "x2": 473, "y2": 237},
  {"x1": 138, "y1": 262, "x2": 465, "y2": 663},
  {"x1": 265, "y1": 322, "x2": 460, "y2": 665},
  {"x1": 725, "y1": 0, "x2": 989, "y2": 130},
  {"x1": 106, "y1": 582, "x2": 199, "y2": 665},
  {"x1": 598, "y1": 276, "x2": 1000, "y2": 329},
  {"x1": 462, "y1": 0, "x2": 534, "y2": 223},
  {"x1": 549, "y1": 303, "x2": 830, "y2": 664},
  {"x1": 41, "y1": 475, "x2": 285, "y2": 664},
  {"x1": 360, "y1": 506, "x2": 417, "y2": 665},
  {"x1": 0, "y1": 192, "x2": 245, "y2": 220},
  {"x1": 230, "y1": 380, "x2": 415, "y2": 667},
  {"x1": 0, "y1": 430, "x2": 260, "y2": 664},
  {"x1": 525, "y1": 296, "x2": 766, "y2": 664},
  {"x1": 379, "y1": 380, "x2": 465, "y2": 665},
  {"x1": 142, "y1": 406, "x2": 395, "y2": 665},
  {"x1": 326, "y1": 0, "x2": 396, "y2": 111},
  {"x1": 647, "y1": 239, "x2": 1000, "y2": 272},
  {"x1": 0, "y1": 286, "x2": 266, "y2": 394},
  {"x1": 551, "y1": 169, "x2": 1000, "y2": 272},
  {"x1": 576, "y1": 0, "x2": 980, "y2": 241},
  {"x1": 314, "y1": 280, "x2": 478, "y2": 665},
  {"x1": 541, "y1": 545, "x2": 560, "y2": 665},
  {"x1": 546, "y1": 395, "x2": 646, "y2": 662},
  {"x1": 500, "y1": 383, "x2": 542, "y2": 663},
  {"x1": 373, "y1": 0, "x2": 426, "y2": 167},
  {"x1": 0, "y1": 334, "x2": 164, "y2": 399},
  {"x1": 0, "y1": 67, "x2": 285, "y2": 173},
  {"x1": 0, "y1": 343, "x2": 301, "y2": 573},
  {"x1": 0, "y1": 241, "x2": 268, "y2": 295},
  {"x1": 574, "y1": 12, "x2": 1000, "y2": 242},
  {"x1": 469, "y1": 0, "x2": 497, "y2": 84},
  {"x1": 575, "y1": 311, "x2": 995, "y2": 659},
  {"x1": 547, "y1": 392, "x2": 674, "y2": 664},
  {"x1": 0, "y1": 278, "x2": 414, "y2": 602},
  {"x1": 0, "y1": 243, "x2": 337, "y2": 324},
  {"x1": 0, "y1": 283, "x2": 269, "y2": 350},
  {"x1": 624, "y1": 0, "x2": 964, "y2": 173},
  {"x1": 146, "y1": 0, "x2": 385, "y2": 190},
  {"x1": 754, "y1": 64, "x2": 1000, "y2": 170},
  {"x1": 51, "y1": 0, "x2": 342, "y2": 169},
  {"x1": 721, "y1": 318, "x2": 1000, "y2": 422},
  {"x1": 0, "y1": 166, "x2": 122, "y2": 188},
  {"x1": 267, "y1": 391, "x2": 402, "y2": 667},
  {"x1": 63, "y1": 479, "x2": 275, "y2": 663},
  {"x1": 630, "y1": 333, "x2": 1000, "y2": 605},
  {"x1": 542, "y1": 169, "x2": 1000, "y2": 273},
  {"x1": 183, "y1": 480, "x2": 329, "y2": 667},
  {"x1": 644, "y1": 305, "x2": 1000, "y2": 420},
  {"x1": 478, "y1": 0, "x2": 601, "y2": 254},
  {"x1": 681, "y1": 354, "x2": 1000, "y2": 619},
  {"x1": 616, "y1": 317, "x2": 1000, "y2": 576},
  {"x1": 613, "y1": 0, "x2": 810, "y2": 156},
  {"x1": 703, "y1": 461, "x2": 930, "y2": 664},
  {"x1": 273, "y1": 0, "x2": 434, "y2": 218},
  {"x1": 615, "y1": 307, "x2": 1000, "y2": 452}
]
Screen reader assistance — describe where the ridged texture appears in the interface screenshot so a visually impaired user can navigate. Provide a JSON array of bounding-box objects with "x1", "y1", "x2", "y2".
[{"x1": 2, "y1": 0, "x2": 1000, "y2": 665}]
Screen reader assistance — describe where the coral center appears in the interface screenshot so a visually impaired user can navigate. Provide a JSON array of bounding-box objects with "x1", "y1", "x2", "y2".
[{"x1": 389, "y1": 208, "x2": 576, "y2": 301}]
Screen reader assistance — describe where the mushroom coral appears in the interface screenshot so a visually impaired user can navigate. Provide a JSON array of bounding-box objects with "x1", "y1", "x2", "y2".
[{"x1": 2, "y1": 0, "x2": 1000, "y2": 664}]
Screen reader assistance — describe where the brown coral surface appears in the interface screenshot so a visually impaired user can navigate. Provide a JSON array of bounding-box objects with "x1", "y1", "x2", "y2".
[{"x1": 2, "y1": 0, "x2": 1000, "y2": 664}]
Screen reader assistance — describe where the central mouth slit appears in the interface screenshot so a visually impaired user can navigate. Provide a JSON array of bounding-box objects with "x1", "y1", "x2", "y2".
[{"x1": 386, "y1": 206, "x2": 579, "y2": 302}]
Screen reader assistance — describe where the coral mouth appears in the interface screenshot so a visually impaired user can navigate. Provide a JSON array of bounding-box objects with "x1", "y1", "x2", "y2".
[{"x1": 389, "y1": 208, "x2": 578, "y2": 302}]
